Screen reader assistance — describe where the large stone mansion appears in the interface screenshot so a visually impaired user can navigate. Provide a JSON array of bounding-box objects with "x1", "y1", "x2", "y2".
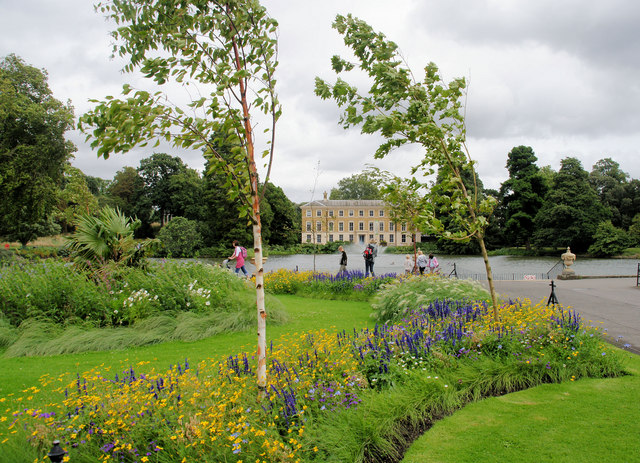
[{"x1": 300, "y1": 193, "x2": 421, "y2": 246}]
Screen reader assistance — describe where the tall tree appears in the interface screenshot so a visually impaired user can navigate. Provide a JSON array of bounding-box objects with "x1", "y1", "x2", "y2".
[
  {"x1": 0, "y1": 54, "x2": 75, "y2": 245},
  {"x1": 315, "y1": 16, "x2": 499, "y2": 318},
  {"x1": 80, "y1": 0, "x2": 280, "y2": 393},
  {"x1": 372, "y1": 169, "x2": 428, "y2": 269},
  {"x1": 533, "y1": 157, "x2": 610, "y2": 252},
  {"x1": 168, "y1": 167, "x2": 205, "y2": 222},
  {"x1": 329, "y1": 170, "x2": 381, "y2": 200},
  {"x1": 55, "y1": 165, "x2": 99, "y2": 232},
  {"x1": 262, "y1": 183, "x2": 300, "y2": 247},
  {"x1": 107, "y1": 166, "x2": 153, "y2": 237},
  {"x1": 499, "y1": 146, "x2": 548, "y2": 250},
  {"x1": 433, "y1": 165, "x2": 484, "y2": 255},
  {"x1": 589, "y1": 158, "x2": 630, "y2": 228},
  {"x1": 138, "y1": 153, "x2": 187, "y2": 225}
]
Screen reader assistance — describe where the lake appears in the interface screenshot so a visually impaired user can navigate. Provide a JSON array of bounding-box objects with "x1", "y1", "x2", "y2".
[{"x1": 201, "y1": 244, "x2": 639, "y2": 280}]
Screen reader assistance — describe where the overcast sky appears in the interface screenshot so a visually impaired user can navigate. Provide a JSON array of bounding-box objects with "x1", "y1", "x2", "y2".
[{"x1": 2, "y1": 0, "x2": 639, "y2": 202}]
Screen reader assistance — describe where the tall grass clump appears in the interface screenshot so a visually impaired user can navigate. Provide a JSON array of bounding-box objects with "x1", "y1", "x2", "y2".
[
  {"x1": 0, "y1": 260, "x2": 286, "y2": 355},
  {"x1": 371, "y1": 275, "x2": 491, "y2": 323}
]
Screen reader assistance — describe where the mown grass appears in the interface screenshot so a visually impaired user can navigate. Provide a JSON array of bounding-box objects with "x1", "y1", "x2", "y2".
[
  {"x1": 403, "y1": 352, "x2": 640, "y2": 463},
  {"x1": 0, "y1": 295, "x2": 372, "y2": 398}
]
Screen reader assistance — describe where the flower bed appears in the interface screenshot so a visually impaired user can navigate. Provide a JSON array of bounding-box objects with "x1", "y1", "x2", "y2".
[{"x1": 1, "y1": 298, "x2": 625, "y2": 462}]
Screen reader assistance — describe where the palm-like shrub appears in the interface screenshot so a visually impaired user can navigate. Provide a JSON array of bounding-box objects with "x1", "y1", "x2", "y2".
[{"x1": 66, "y1": 207, "x2": 157, "y2": 272}]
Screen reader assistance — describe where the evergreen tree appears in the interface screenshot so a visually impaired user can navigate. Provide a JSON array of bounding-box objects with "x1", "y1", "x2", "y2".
[
  {"x1": 533, "y1": 157, "x2": 610, "y2": 252},
  {"x1": 499, "y1": 146, "x2": 547, "y2": 250},
  {"x1": 107, "y1": 167, "x2": 153, "y2": 238}
]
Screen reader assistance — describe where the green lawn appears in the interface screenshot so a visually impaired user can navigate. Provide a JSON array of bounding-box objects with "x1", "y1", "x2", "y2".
[
  {"x1": 403, "y1": 351, "x2": 640, "y2": 463},
  {"x1": 0, "y1": 295, "x2": 373, "y2": 398}
]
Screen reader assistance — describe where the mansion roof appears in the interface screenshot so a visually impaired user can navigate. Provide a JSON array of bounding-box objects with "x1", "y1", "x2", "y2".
[{"x1": 300, "y1": 199, "x2": 385, "y2": 208}]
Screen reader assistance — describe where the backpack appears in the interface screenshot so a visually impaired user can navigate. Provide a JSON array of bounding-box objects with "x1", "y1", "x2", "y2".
[
  {"x1": 363, "y1": 248, "x2": 373, "y2": 260},
  {"x1": 240, "y1": 246, "x2": 247, "y2": 258}
]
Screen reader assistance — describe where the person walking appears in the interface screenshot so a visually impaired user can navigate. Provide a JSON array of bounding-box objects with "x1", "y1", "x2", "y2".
[
  {"x1": 228, "y1": 240, "x2": 249, "y2": 278},
  {"x1": 337, "y1": 245, "x2": 348, "y2": 276},
  {"x1": 428, "y1": 253, "x2": 439, "y2": 274},
  {"x1": 363, "y1": 243, "x2": 376, "y2": 277},
  {"x1": 416, "y1": 250, "x2": 428, "y2": 275}
]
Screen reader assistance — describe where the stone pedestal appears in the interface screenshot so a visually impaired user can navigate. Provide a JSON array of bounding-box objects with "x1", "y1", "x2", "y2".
[{"x1": 558, "y1": 247, "x2": 577, "y2": 280}]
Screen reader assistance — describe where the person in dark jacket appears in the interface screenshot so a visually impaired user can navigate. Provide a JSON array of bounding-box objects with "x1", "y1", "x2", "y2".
[{"x1": 337, "y1": 245, "x2": 347, "y2": 276}]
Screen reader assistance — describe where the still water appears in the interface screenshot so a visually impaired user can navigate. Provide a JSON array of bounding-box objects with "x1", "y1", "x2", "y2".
[{"x1": 200, "y1": 244, "x2": 639, "y2": 279}]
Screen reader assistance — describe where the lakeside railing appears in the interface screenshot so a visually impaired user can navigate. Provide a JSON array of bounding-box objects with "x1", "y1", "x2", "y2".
[{"x1": 448, "y1": 259, "x2": 565, "y2": 281}]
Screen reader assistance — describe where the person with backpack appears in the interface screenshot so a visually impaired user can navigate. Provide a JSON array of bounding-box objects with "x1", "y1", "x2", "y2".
[
  {"x1": 228, "y1": 240, "x2": 249, "y2": 277},
  {"x1": 363, "y1": 242, "x2": 376, "y2": 277}
]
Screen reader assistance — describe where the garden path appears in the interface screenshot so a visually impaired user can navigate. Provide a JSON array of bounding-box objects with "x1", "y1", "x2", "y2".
[{"x1": 481, "y1": 277, "x2": 640, "y2": 355}]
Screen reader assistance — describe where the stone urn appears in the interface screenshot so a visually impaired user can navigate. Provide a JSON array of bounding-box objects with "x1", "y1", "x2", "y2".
[
  {"x1": 250, "y1": 257, "x2": 268, "y2": 266},
  {"x1": 559, "y1": 247, "x2": 577, "y2": 279}
]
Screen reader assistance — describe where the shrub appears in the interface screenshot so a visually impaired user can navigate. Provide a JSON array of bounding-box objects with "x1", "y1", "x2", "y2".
[
  {"x1": 627, "y1": 213, "x2": 640, "y2": 247},
  {"x1": 263, "y1": 268, "x2": 313, "y2": 294},
  {"x1": 371, "y1": 275, "x2": 491, "y2": 323},
  {"x1": 262, "y1": 269, "x2": 398, "y2": 301},
  {"x1": 0, "y1": 259, "x2": 114, "y2": 326},
  {"x1": 157, "y1": 217, "x2": 203, "y2": 257},
  {"x1": 588, "y1": 220, "x2": 632, "y2": 257},
  {"x1": 299, "y1": 271, "x2": 398, "y2": 300},
  {"x1": 0, "y1": 260, "x2": 287, "y2": 354}
]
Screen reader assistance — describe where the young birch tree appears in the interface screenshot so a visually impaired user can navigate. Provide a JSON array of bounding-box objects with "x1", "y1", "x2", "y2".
[
  {"x1": 79, "y1": 0, "x2": 281, "y2": 392},
  {"x1": 315, "y1": 14, "x2": 499, "y2": 319},
  {"x1": 369, "y1": 168, "x2": 428, "y2": 272}
]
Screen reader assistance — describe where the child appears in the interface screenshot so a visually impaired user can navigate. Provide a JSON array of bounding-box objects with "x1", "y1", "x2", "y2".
[
  {"x1": 404, "y1": 254, "x2": 414, "y2": 274},
  {"x1": 428, "y1": 253, "x2": 439, "y2": 274}
]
